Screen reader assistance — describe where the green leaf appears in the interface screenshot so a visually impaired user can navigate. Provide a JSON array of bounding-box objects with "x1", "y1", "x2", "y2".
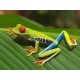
[{"x1": 0, "y1": 14, "x2": 80, "y2": 70}]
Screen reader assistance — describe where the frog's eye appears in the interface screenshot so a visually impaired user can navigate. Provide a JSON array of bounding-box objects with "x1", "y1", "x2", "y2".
[{"x1": 19, "y1": 26, "x2": 25, "y2": 33}]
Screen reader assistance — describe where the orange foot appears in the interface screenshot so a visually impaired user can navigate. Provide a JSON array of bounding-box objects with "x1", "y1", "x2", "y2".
[
  {"x1": 24, "y1": 46, "x2": 35, "y2": 56},
  {"x1": 34, "y1": 59, "x2": 45, "y2": 67},
  {"x1": 5, "y1": 28, "x2": 14, "y2": 36},
  {"x1": 70, "y1": 36, "x2": 77, "y2": 44},
  {"x1": 70, "y1": 36, "x2": 77, "y2": 50}
]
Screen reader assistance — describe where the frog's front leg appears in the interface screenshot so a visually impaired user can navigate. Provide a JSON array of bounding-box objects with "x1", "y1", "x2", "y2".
[
  {"x1": 34, "y1": 48, "x2": 60, "y2": 67},
  {"x1": 24, "y1": 41, "x2": 39, "y2": 56},
  {"x1": 2, "y1": 28, "x2": 14, "y2": 36}
]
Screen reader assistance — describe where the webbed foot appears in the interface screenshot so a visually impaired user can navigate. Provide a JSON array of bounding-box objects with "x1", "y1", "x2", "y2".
[
  {"x1": 70, "y1": 36, "x2": 77, "y2": 44},
  {"x1": 70, "y1": 36, "x2": 77, "y2": 50},
  {"x1": 5, "y1": 28, "x2": 14, "y2": 36},
  {"x1": 24, "y1": 46, "x2": 35, "y2": 56},
  {"x1": 34, "y1": 59, "x2": 46, "y2": 67}
]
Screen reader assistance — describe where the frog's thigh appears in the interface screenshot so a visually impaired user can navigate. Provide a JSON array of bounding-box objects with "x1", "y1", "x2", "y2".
[{"x1": 38, "y1": 48, "x2": 61, "y2": 58}]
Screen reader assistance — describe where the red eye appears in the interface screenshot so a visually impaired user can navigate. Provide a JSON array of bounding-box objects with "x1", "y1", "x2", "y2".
[{"x1": 19, "y1": 26, "x2": 25, "y2": 33}]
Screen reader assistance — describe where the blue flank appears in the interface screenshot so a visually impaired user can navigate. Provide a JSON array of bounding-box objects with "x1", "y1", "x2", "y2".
[{"x1": 40, "y1": 31, "x2": 64, "y2": 54}]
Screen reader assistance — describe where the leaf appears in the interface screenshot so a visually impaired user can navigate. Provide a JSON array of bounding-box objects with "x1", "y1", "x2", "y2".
[{"x1": 0, "y1": 14, "x2": 80, "y2": 70}]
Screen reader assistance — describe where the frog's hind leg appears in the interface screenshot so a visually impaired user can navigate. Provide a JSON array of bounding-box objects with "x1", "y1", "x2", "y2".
[
  {"x1": 56, "y1": 31, "x2": 77, "y2": 49},
  {"x1": 34, "y1": 48, "x2": 60, "y2": 67},
  {"x1": 63, "y1": 31, "x2": 77, "y2": 49}
]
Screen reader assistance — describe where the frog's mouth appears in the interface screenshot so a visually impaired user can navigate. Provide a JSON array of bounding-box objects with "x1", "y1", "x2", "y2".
[{"x1": 5, "y1": 28, "x2": 15, "y2": 36}]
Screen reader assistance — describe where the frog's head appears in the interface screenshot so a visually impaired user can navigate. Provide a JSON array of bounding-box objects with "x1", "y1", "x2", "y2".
[
  {"x1": 12, "y1": 24, "x2": 26, "y2": 34},
  {"x1": 5, "y1": 24, "x2": 28, "y2": 36}
]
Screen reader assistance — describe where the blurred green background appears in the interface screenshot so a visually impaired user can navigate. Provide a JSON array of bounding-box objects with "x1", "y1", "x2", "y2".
[{"x1": 1, "y1": 10, "x2": 80, "y2": 28}]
